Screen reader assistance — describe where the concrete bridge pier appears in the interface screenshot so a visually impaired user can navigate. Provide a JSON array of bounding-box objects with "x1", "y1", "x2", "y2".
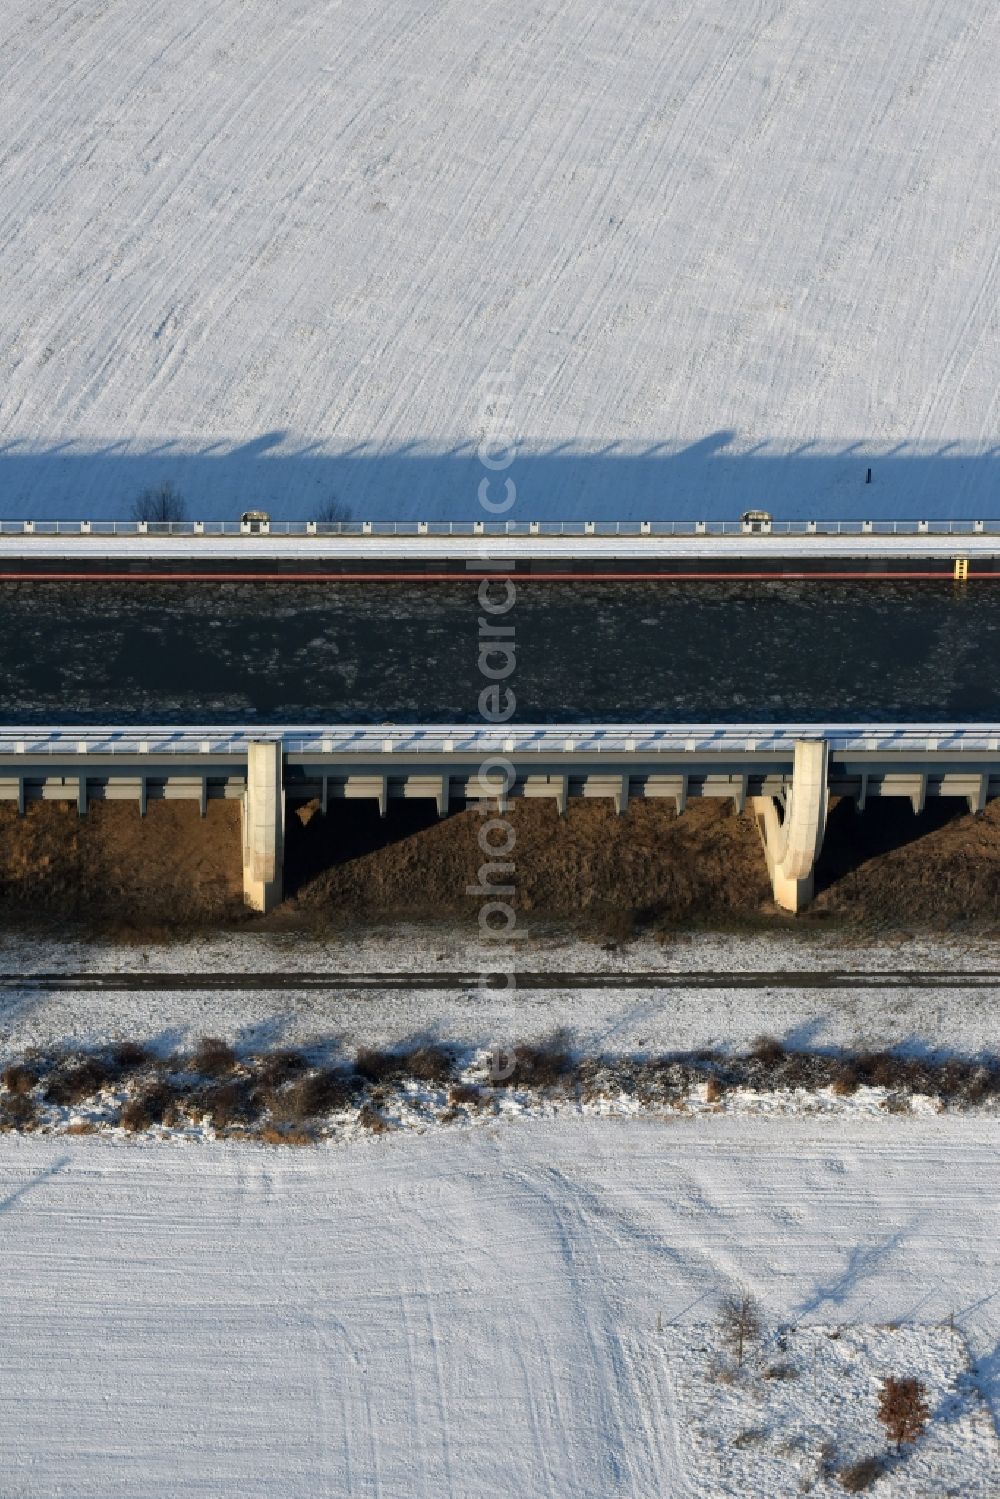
[
  {"x1": 242, "y1": 740, "x2": 285, "y2": 912},
  {"x1": 752, "y1": 738, "x2": 829, "y2": 913}
]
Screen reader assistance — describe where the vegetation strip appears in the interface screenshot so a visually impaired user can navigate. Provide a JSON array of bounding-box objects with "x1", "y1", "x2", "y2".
[{"x1": 1, "y1": 1036, "x2": 997, "y2": 1143}]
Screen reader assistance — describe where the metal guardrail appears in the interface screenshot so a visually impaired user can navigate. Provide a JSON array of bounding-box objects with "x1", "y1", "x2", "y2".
[
  {"x1": 1, "y1": 726, "x2": 998, "y2": 756},
  {"x1": 0, "y1": 519, "x2": 997, "y2": 539}
]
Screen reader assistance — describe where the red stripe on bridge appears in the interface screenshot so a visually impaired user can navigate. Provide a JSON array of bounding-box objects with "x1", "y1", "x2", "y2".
[{"x1": 0, "y1": 570, "x2": 991, "y2": 583}]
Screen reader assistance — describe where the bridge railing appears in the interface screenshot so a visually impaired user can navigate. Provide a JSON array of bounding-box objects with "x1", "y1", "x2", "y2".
[
  {"x1": 1, "y1": 726, "x2": 998, "y2": 756},
  {"x1": 0, "y1": 519, "x2": 998, "y2": 539}
]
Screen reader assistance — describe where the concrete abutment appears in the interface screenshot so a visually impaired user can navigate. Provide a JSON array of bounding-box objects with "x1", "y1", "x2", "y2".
[
  {"x1": 242, "y1": 740, "x2": 284, "y2": 912},
  {"x1": 751, "y1": 738, "x2": 829, "y2": 913}
]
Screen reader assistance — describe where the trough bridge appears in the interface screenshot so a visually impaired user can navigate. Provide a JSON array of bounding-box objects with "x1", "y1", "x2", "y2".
[
  {"x1": 1, "y1": 525, "x2": 998, "y2": 913},
  {"x1": 1, "y1": 725, "x2": 997, "y2": 914}
]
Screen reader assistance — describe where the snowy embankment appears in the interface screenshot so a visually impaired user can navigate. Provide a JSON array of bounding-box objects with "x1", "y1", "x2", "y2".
[
  {"x1": 0, "y1": 1, "x2": 997, "y2": 521},
  {"x1": 0, "y1": 1119, "x2": 996, "y2": 1497},
  {"x1": 2, "y1": 929, "x2": 998, "y2": 1058}
]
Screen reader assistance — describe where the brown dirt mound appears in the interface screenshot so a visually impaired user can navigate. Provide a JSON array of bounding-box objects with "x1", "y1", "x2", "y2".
[
  {"x1": 0, "y1": 800, "x2": 245, "y2": 930},
  {"x1": 287, "y1": 795, "x2": 1000, "y2": 934},
  {"x1": 0, "y1": 791, "x2": 998, "y2": 935},
  {"x1": 814, "y1": 796, "x2": 1000, "y2": 928},
  {"x1": 289, "y1": 798, "x2": 771, "y2": 931}
]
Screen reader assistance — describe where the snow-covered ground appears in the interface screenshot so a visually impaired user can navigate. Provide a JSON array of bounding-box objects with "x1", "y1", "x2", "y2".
[
  {"x1": 1, "y1": 934, "x2": 997, "y2": 1492},
  {"x1": 1, "y1": 1, "x2": 997, "y2": 522},
  {"x1": 667, "y1": 1322, "x2": 996, "y2": 1496},
  {"x1": 2, "y1": 929, "x2": 998, "y2": 1059},
  {"x1": 0, "y1": 1118, "x2": 996, "y2": 1496}
]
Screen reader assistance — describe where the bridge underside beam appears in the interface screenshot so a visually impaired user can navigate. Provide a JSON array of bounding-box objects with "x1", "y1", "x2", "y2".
[
  {"x1": 751, "y1": 739, "x2": 830, "y2": 914},
  {"x1": 2, "y1": 756, "x2": 997, "y2": 814},
  {"x1": 0, "y1": 778, "x2": 246, "y2": 806},
  {"x1": 286, "y1": 768, "x2": 792, "y2": 810}
]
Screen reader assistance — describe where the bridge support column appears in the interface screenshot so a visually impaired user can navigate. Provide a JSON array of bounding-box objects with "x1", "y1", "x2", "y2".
[
  {"x1": 242, "y1": 740, "x2": 284, "y2": 913},
  {"x1": 751, "y1": 738, "x2": 829, "y2": 913}
]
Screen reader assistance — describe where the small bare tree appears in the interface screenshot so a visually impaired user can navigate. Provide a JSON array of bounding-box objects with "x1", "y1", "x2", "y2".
[
  {"x1": 876, "y1": 1376, "x2": 929, "y2": 1452},
  {"x1": 314, "y1": 494, "x2": 352, "y2": 524},
  {"x1": 719, "y1": 1289, "x2": 762, "y2": 1368},
  {"x1": 130, "y1": 480, "x2": 186, "y2": 523}
]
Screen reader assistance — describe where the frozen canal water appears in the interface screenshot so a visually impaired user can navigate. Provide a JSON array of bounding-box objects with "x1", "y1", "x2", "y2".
[{"x1": 0, "y1": 580, "x2": 997, "y2": 725}]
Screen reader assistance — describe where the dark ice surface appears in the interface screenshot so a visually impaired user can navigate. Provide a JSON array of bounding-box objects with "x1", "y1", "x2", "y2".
[{"x1": 0, "y1": 580, "x2": 996, "y2": 725}]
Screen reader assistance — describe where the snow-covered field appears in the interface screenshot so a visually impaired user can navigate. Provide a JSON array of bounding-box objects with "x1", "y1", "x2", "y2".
[
  {"x1": 1, "y1": 935, "x2": 997, "y2": 1491},
  {"x1": 0, "y1": 1118, "x2": 996, "y2": 1496},
  {"x1": 1, "y1": 1, "x2": 997, "y2": 521}
]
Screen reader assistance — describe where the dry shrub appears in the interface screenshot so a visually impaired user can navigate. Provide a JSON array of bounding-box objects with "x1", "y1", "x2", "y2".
[
  {"x1": 832, "y1": 1062, "x2": 862, "y2": 1097},
  {"x1": 779, "y1": 1051, "x2": 836, "y2": 1089},
  {"x1": 838, "y1": 1052, "x2": 939, "y2": 1096},
  {"x1": 577, "y1": 1059, "x2": 609, "y2": 1104},
  {"x1": 254, "y1": 1049, "x2": 309, "y2": 1088},
  {"x1": 705, "y1": 1076, "x2": 725, "y2": 1104},
  {"x1": 269, "y1": 1069, "x2": 354, "y2": 1123},
  {"x1": 750, "y1": 1035, "x2": 786, "y2": 1065},
  {"x1": 120, "y1": 1098, "x2": 154, "y2": 1132},
  {"x1": 44, "y1": 1056, "x2": 117, "y2": 1105},
  {"x1": 353, "y1": 1043, "x2": 454, "y2": 1087},
  {"x1": 863, "y1": 1053, "x2": 911, "y2": 1090},
  {"x1": 358, "y1": 1102, "x2": 390, "y2": 1134},
  {"x1": 838, "y1": 1456, "x2": 885, "y2": 1492},
  {"x1": 632, "y1": 1046, "x2": 1000, "y2": 1108},
  {"x1": 642, "y1": 1056, "x2": 701, "y2": 1102},
  {"x1": 932, "y1": 1058, "x2": 1000, "y2": 1107},
  {"x1": 2, "y1": 1062, "x2": 38, "y2": 1096},
  {"x1": 833, "y1": 1051, "x2": 1000, "y2": 1104},
  {"x1": 877, "y1": 1375, "x2": 929, "y2": 1451},
  {"x1": 110, "y1": 1041, "x2": 153, "y2": 1071},
  {"x1": 506, "y1": 1034, "x2": 574, "y2": 1089},
  {"x1": 0, "y1": 1094, "x2": 37, "y2": 1130},
  {"x1": 120, "y1": 1083, "x2": 177, "y2": 1132},
  {"x1": 192, "y1": 1081, "x2": 260, "y2": 1130},
  {"x1": 937, "y1": 1060, "x2": 970, "y2": 1100},
  {"x1": 957, "y1": 1063, "x2": 1000, "y2": 1106},
  {"x1": 190, "y1": 1037, "x2": 239, "y2": 1077},
  {"x1": 611, "y1": 1060, "x2": 642, "y2": 1096},
  {"x1": 401, "y1": 1044, "x2": 455, "y2": 1087},
  {"x1": 354, "y1": 1046, "x2": 399, "y2": 1083},
  {"x1": 64, "y1": 1120, "x2": 97, "y2": 1136},
  {"x1": 448, "y1": 1082, "x2": 482, "y2": 1107}
]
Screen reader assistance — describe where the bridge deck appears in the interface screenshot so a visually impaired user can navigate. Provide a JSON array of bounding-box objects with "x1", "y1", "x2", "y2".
[{"x1": 1, "y1": 531, "x2": 999, "y2": 579}]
